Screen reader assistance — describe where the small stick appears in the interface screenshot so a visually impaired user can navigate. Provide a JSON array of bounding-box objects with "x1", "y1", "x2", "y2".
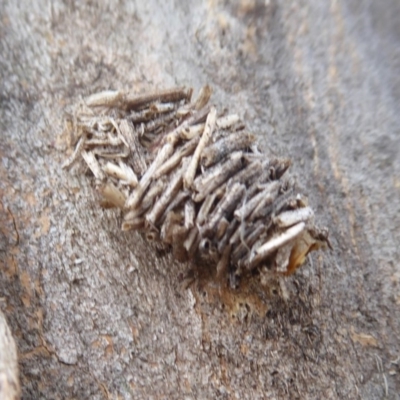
[
  {"x1": 273, "y1": 207, "x2": 314, "y2": 228},
  {"x1": 145, "y1": 164, "x2": 185, "y2": 226},
  {"x1": 123, "y1": 87, "x2": 192, "y2": 110},
  {"x1": 175, "y1": 85, "x2": 212, "y2": 116},
  {"x1": 201, "y1": 132, "x2": 255, "y2": 167},
  {"x1": 184, "y1": 200, "x2": 196, "y2": 230},
  {"x1": 270, "y1": 158, "x2": 291, "y2": 180},
  {"x1": 85, "y1": 137, "x2": 122, "y2": 147},
  {"x1": 103, "y1": 161, "x2": 138, "y2": 187},
  {"x1": 109, "y1": 117, "x2": 130, "y2": 147},
  {"x1": 183, "y1": 107, "x2": 217, "y2": 189},
  {"x1": 141, "y1": 111, "x2": 182, "y2": 136},
  {"x1": 62, "y1": 136, "x2": 86, "y2": 169},
  {"x1": 179, "y1": 123, "x2": 205, "y2": 140},
  {"x1": 216, "y1": 217, "x2": 229, "y2": 239},
  {"x1": 85, "y1": 90, "x2": 123, "y2": 107},
  {"x1": 166, "y1": 105, "x2": 212, "y2": 145},
  {"x1": 217, "y1": 218, "x2": 239, "y2": 254},
  {"x1": 98, "y1": 183, "x2": 127, "y2": 209},
  {"x1": 92, "y1": 146, "x2": 130, "y2": 159},
  {"x1": 154, "y1": 135, "x2": 200, "y2": 179},
  {"x1": 230, "y1": 208, "x2": 265, "y2": 249},
  {"x1": 248, "y1": 222, "x2": 306, "y2": 269},
  {"x1": 129, "y1": 102, "x2": 178, "y2": 123},
  {"x1": 216, "y1": 114, "x2": 240, "y2": 130},
  {"x1": 81, "y1": 151, "x2": 104, "y2": 180},
  {"x1": 140, "y1": 179, "x2": 167, "y2": 210},
  {"x1": 183, "y1": 227, "x2": 199, "y2": 255},
  {"x1": 118, "y1": 120, "x2": 147, "y2": 175},
  {"x1": 215, "y1": 160, "x2": 263, "y2": 195},
  {"x1": 151, "y1": 102, "x2": 180, "y2": 113},
  {"x1": 123, "y1": 208, "x2": 143, "y2": 222},
  {"x1": 121, "y1": 217, "x2": 145, "y2": 231},
  {"x1": 234, "y1": 181, "x2": 280, "y2": 221},
  {"x1": 250, "y1": 187, "x2": 295, "y2": 221},
  {"x1": 159, "y1": 190, "x2": 189, "y2": 224},
  {"x1": 231, "y1": 221, "x2": 266, "y2": 265},
  {"x1": 192, "y1": 151, "x2": 244, "y2": 202},
  {"x1": 193, "y1": 85, "x2": 212, "y2": 110},
  {"x1": 125, "y1": 142, "x2": 174, "y2": 209},
  {"x1": 241, "y1": 161, "x2": 273, "y2": 197},
  {"x1": 196, "y1": 192, "x2": 217, "y2": 226},
  {"x1": 228, "y1": 222, "x2": 243, "y2": 248},
  {"x1": 201, "y1": 183, "x2": 245, "y2": 237}
]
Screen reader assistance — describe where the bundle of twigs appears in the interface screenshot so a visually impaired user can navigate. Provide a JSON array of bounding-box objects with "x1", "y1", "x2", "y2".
[{"x1": 63, "y1": 86, "x2": 329, "y2": 288}]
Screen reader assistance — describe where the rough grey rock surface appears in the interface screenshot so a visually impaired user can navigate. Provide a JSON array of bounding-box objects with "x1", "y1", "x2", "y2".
[{"x1": 1, "y1": 0, "x2": 399, "y2": 399}]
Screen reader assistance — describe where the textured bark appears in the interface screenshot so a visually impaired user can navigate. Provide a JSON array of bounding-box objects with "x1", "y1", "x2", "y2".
[{"x1": 1, "y1": 0, "x2": 399, "y2": 399}]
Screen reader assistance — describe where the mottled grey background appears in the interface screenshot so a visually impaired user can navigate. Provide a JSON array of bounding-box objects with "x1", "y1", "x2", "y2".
[{"x1": 1, "y1": 0, "x2": 399, "y2": 399}]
